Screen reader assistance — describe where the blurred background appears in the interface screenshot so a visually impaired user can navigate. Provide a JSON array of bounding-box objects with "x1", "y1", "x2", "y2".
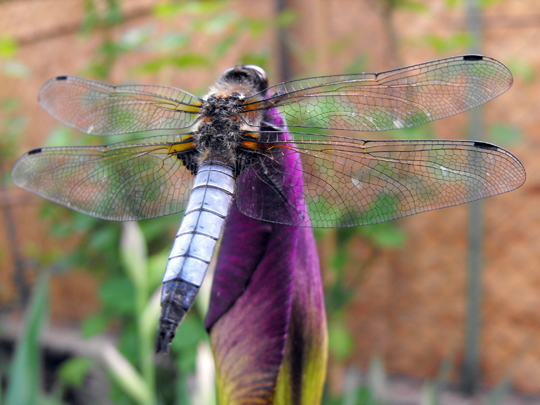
[{"x1": 0, "y1": 0, "x2": 539, "y2": 404}]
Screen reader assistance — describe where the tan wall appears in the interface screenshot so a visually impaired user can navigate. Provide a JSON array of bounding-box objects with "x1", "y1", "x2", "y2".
[{"x1": 1, "y1": 0, "x2": 539, "y2": 395}]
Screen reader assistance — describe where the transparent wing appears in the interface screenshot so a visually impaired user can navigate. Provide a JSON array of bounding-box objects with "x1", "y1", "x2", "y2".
[
  {"x1": 244, "y1": 55, "x2": 512, "y2": 132},
  {"x1": 11, "y1": 134, "x2": 197, "y2": 221},
  {"x1": 39, "y1": 76, "x2": 202, "y2": 135},
  {"x1": 236, "y1": 133, "x2": 526, "y2": 228}
]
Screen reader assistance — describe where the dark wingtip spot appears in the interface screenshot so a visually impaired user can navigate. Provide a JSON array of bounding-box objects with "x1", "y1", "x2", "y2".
[
  {"x1": 464, "y1": 55, "x2": 483, "y2": 61},
  {"x1": 28, "y1": 148, "x2": 42, "y2": 155},
  {"x1": 56, "y1": 75, "x2": 68, "y2": 81},
  {"x1": 474, "y1": 141, "x2": 498, "y2": 151}
]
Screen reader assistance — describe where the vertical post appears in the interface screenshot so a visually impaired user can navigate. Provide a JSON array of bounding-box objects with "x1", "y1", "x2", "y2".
[
  {"x1": 275, "y1": 0, "x2": 292, "y2": 82},
  {"x1": 0, "y1": 162, "x2": 29, "y2": 307},
  {"x1": 461, "y1": 0, "x2": 483, "y2": 395}
]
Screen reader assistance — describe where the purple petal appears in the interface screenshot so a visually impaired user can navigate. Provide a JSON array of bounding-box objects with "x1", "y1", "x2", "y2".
[
  {"x1": 206, "y1": 107, "x2": 326, "y2": 403},
  {"x1": 274, "y1": 225, "x2": 328, "y2": 404},
  {"x1": 207, "y1": 204, "x2": 298, "y2": 403}
]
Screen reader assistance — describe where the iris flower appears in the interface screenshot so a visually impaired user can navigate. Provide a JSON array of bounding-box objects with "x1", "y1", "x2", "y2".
[{"x1": 204, "y1": 110, "x2": 328, "y2": 404}]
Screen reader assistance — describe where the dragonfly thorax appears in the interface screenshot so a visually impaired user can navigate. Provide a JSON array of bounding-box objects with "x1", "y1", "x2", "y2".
[{"x1": 194, "y1": 94, "x2": 247, "y2": 167}]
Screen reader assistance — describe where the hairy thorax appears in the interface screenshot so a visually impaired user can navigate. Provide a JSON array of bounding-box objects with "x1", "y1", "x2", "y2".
[{"x1": 193, "y1": 81, "x2": 265, "y2": 168}]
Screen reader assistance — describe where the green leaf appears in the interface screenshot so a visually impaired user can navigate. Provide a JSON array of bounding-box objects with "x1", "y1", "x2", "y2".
[
  {"x1": 344, "y1": 55, "x2": 369, "y2": 74},
  {"x1": 424, "y1": 32, "x2": 470, "y2": 53},
  {"x1": 1, "y1": 98, "x2": 21, "y2": 110},
  {"x1": 480, "y1": 0, "x2": 504, "y2": 7},
  {"x1": 238, "y1": 52, "x2": 269, "y2": 69},
  {"x1": 120, "y1": 222, "x2": 148, "y2": 291},
  {"x1": 153, "y1": 0, "x2": 227, "y2": 19},
  {"x1": 488, "y1": 123, "x2": 522, "y2": 146},
  {"x1": 71, "y1": 212, "x2": 100, "y2": 232},
  {"x1": 89, "y1": 225, "x2": 119, "y2": 252},
  {"x1": 172, "y1": 316, "x2": 208, "y2": 373},
  {"x1": 359, "y1": 222, "x2": 406, "y2": 248},
  {"x1": 327, "y1": 320, "x2": 354, "y2": 361},
  {"x1": 172, "y1": 54, "x2": 209, "y2": 68},
  {"x1": 205, "y1": 13, "x2": 235, "y2": 34},
  {"x1": 330, "y1": 249, "x2": 348, "y2": 272},
  {"x1": 484, "y1": 375, "x2": 512, "y2": 405},
  {"x1": 506, "y1": 59, "x2": 535, "y2": 83},
  {"x1": 214, "y1": 32, "x2": 240, "y2": 57},
  {"x1": 152, "y1": 2, "x2": 179, "y2": 19},
  {"x1": 368, "y1": 356, "x2": 388, "y2": 403},
  {"x1": 103, "y1": 1, "x2": 123, "y2": 26},
  {"x1": 420, "y1": 380, "x2": 437, "y2": 405},
  {"x1": 100, "y1": 276, "x2": 136, "y2": 315},
  {"x1": 147, "y1": 249, "x2": 169, "y2": 292},
  {"x1": 45, "y1": 127, "x2": 74, "y2": 147},
  {"x1": 59, "y1": 357, "x2": 94, "y2": 387},
  {"x1": 134, "y1": 54, "x2": 209, "y2": 74},
  {"x1": 396, "y1": 0, "x2": 429, "y2": 12},
  {"x1": 3, "y1": 61, "x2": 30, "y2": 78},
  {"x1": 153, "y1": 32, "x2": 190, "y2": 51},
  {"x1": 5, "y1": 274, "x2": 49, "y2": 405},
  {"x1": 276, "y1": 9, "x2": 296, "y2": 27},
  {"x1": 383, "y1": 123, "x2": 434, "y2": 140},
  {"x1": 102, "y1": 344, "x2": 153, "y2": 405},
  {"x1": 0, "y1": 36, "x2": 17, "y2": 58},
  {"x1": 139, "y1": 291, "x2": 160, "y2": 343},
  {"x1": 81, "y1": 313, "x2": 109, "y2": 338},
  {"x1": 118, "y1": 24, "x2": 155, "y2": 50},
  {"x1": 244, "y1": 18, "x2": 266, "y2": 36}
]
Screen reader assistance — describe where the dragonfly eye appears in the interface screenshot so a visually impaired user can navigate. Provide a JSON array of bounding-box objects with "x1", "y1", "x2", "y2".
[{"x1": 220, "y1": 65, "x2": 268, "y2": 93}]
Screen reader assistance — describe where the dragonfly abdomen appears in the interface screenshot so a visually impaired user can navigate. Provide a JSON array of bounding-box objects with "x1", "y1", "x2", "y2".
[{"x1": 156, "y1": 163, "x2": 235, "y2": 352}]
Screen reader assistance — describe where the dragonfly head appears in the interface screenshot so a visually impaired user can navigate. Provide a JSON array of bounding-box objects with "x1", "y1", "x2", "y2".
[{"x1": 219, "y1": 65, "x2": 268, "y2": 94}]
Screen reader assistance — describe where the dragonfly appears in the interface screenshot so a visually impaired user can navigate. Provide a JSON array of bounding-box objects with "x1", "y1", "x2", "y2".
[{"x1": 11, "y1": 55, "x2": 526, "y2": 352}]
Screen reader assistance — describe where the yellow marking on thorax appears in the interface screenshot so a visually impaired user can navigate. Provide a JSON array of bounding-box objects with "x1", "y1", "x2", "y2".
[
  {"x1": 168, "y1": 139, "x2": 196, "y2": 154},
  {"x1": 244, "y1": 132, "x2": 260, "y2": 140},
  {"x1": 178, "y1": 100, "x2": 202, "y2": 113}
]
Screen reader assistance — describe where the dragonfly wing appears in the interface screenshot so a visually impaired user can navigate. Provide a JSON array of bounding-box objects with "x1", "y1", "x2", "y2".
[
  {"x1": 248, "y1": 55, "x2": 512, "y2": 132},
  {"x1": 236, "y1": 133, "x2": 525, "y2": 228},
  {"x1": 11, "y1": 134, "x2": 197, "y2": 221},
  {"x1": 39, "y1": 76, "x2": 202, "y2": 135}
]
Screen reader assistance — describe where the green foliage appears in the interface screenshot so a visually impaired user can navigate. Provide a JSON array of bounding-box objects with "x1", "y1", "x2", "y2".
[
  {"x1": 445, "y1": 0, "x2": 503, "y2": 8},
  {"x1": 81, "y1": 0, "x2": 123, "y2": 34},
  {"x1": 59, "y1": 357, "x2": 94, "y2": 387},
  {"x1": 384, "y1": 0, "x2": 429, "y2": 13},
  {"x1": 4, "y1": 275, "x2": 49, "y2": 405},
  {"x1": 383, "y1": 123, "x2": 435, "y2": 140},
  {"x1": 484, "y1": 375, "x2": 512, "y2": 405},
  {"x1": 321, "y1": 358, "x2": 387, "y2": 405},
  {"x1": 0, "y1": 36, "x2": 31, "y2": 78},
  {"x1": 506, "y1": 58, "x2": 536, "y2": 83},
  {"x1": 358, "y1": 222, "x2": 406, "y2": 249},
  {"x1": 139, "y1": 1, "x2": 277, "y2": 77},
  {"x1": 423, "y1": 32, "x2": 471, "y2": 53},
  {"x1": 488, "y1": 123, "x2": 522, "y2": 146},
  {"x1": 420, "y1": 352, "x2": 453, "y2": 405},
  {"x1": 344, "y1": 55, "x2": 369, "y2": 75},
  {"x1": 172, "y1": 316, "x2": 209, "y2": 374},
  {"x1": 327, "y1": 320, "x2": 355, "y2": 362},
  {"x1": 153, "y1": 0, "x2": 228, "y2": 18},
  {"x1": 135, "y1": 54, "x2": 209, "y2": 74},
  {"x1": 0, "y1": 36, "x2": 17, "y2": 58},
  {"x1": 0, "y1": 100, "x2": 26, "y2": 162}
]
